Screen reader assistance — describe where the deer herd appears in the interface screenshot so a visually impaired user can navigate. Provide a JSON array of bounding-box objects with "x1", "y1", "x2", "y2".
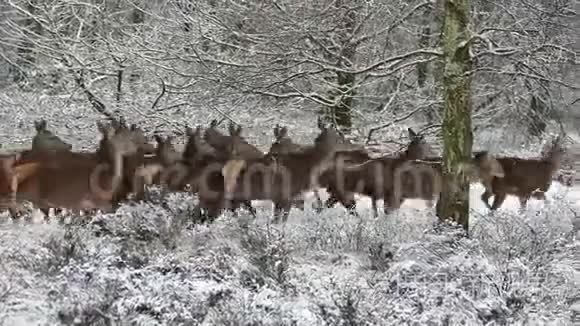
[{"x1": 0, "y1": 116, "x2": 569, "y2": 224}]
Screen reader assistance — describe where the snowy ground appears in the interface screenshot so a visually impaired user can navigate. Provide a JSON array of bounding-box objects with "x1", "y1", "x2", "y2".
[{"x1": 0, "y1": 182, "x2": 578, "y2": 325}]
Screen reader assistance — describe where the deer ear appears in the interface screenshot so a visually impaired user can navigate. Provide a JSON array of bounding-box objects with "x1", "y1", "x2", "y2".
[
  {"x1": 97, "y1": 122, "x2": 114, "y2": 139},
  {"x1": 280, "y1": 127, "x2": 288, "y2": 138},
  {"x1": 317, "y1": 117, "x2": 325, "y2": 130},
  {"x1": 35, "y1": 120, "x2": 47, "y2": 132},
  {"x1": 118, "y1": 116, "x2": 127, "y2": 128},
  {"x1": 96, "y1": 122, "x2": 107, "y2": 134}
]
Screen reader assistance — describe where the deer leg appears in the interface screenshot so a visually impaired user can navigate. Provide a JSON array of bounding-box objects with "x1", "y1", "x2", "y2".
[
  {"x1": 518, "y1": 196, "x2": 530, "y2": 213},
  {"x1": 338, "y1": 193, "x2": 358, "y2": 217},
  {"x1": 313, "y1": 190, "x2": 324, "y2": 212},
  {"x1": 324, "y1": 194, "x2": 340, "y2": 209},
  {"x1": 481, "y1": 190, "x2": 493, "y2": 209},
  {"x1": 532, "y1": 190, "x2": 546, "y2": 201},
  {"x1": 39, "y1": 208, "x2": 50, "y2": 222},
  {"x1": 290, "y1": 195, "x2": 305, "y2": 212},
  {"x1": 371, "y1": 199, "x2": 378, "y2": 219},
  {"x1": 384, "y1": 193, "x2": 403, "y2": 216},
  {"x1": 243, "y1": 200, "x2": 257, "y2": 218},
  {"x1": 8, "y1": 206, "x2": 23, "y2": 222},
  {"x1": 273, "y1": 202, "x2": 291, "y2": 223},
  {"x1": 490, "y1": 192, "x2": 506, "y2": 211}
]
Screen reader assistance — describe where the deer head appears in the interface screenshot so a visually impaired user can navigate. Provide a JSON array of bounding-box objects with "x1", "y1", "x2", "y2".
[
  {"x1": 110, "y1": 120, "x2": 155, "y2": 155},
  {"x1": 228, "y1": 122, "x2": 242, "y2": 137},
  {"x1": 404, "y1": 128, "x2": 429, "y2": 160},
  {"x1": 269, "y1": 124, "x2": 301, "y2": 156},
  {"x1": 469, "y1": 151, "x2": 505, "y2": 182},
  {"x1": 313, "y1": 123, "x2": 340, "y2": 153},
  {"x1": 31, "y1": 119, "x2": 72, "y2": 152},
  {"x1": 34, "y1": 119, "x2": 48, "y2": 133},
  {"x1": 541, "y1": 135, "x2": 565, "y2": 166},
  {"x1": 154, "y1": 134, "x2": 180, "y2": 166}
]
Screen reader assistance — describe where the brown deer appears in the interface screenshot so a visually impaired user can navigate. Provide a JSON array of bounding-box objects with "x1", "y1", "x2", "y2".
[
  {"x1": 110, "y1": 116, "x2": 156, "y2": 155},
  {"x1": 220, "y1": 122, "x2": 340, "y2": 222},
  {"x1": 319, "y1": 128, "x2": 428, "y2": 218},
  {"x1": 168, "y1": 125, "x2": 257, "y2": 218},
  {"x1": 475, "y1": 136, "x2": 565, "y2": 211},
  {"x1": 183, "y1": 126, "x2": 221, "y2": 165},
  {"x1": 267, "y1": 124, "x2": 371, "y2": 212},
  {"x1": 0, "y1": 154, "x2": 29, "y2": 218},
  {"x1": 132, "y1": 134, "x2": 183, "y2": 200},
  {"x1": 4, "y1": 122, "x2": 140, "y2": 221},
  {"x1": 9, "y1": 119, "x2": 74, "y2": 217},
  {"x1": 204, "y1": 120, "x2": 264, "y2": 160},
  {"x1": 379, "y1": 151, "x2": 506, "y2": 213},
  {"x1": 203, "y1": 121, "x2": 265, "y2": 215}
]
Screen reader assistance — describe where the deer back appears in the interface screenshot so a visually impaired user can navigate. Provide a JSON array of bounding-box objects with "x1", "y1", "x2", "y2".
[
  {"x1": 222, "y1": 124, "x2": 340, "y2": 200},
  {"x1": 204, "y1": 121, "x2": 231, "y2": 153}
]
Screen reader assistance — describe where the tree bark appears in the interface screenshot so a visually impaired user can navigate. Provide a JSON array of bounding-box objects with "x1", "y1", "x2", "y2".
[
  {"x1": 330, "y1": 3, "x2": 357, "y2": 133},
  {"x1": 435, "y1": 0, "x2": 473, "y2": 234}
]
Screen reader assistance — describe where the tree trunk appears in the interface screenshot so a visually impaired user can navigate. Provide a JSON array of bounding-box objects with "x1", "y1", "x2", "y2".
[
  {"x1": 435, "y1": 0, "x2": 473, "y2": 234},
  {"x1": 329, "y1": 2, "x2": 357, "y2": 133}
]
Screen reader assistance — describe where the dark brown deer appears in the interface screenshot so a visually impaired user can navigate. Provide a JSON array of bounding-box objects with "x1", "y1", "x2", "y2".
[
  {"x1": 166, "y1": 125, "x2": 257, "y2": 218},
  {"x1": 183, "y1": 126, "x2": 221, "y2": 165},
  {"x1": 110, "y1": 116, "x2": 156, "y2": 155},
  {"x1": 379, "y1": 151, "x2": 506, "y2": 213},
  {"x1": 203, "y1": 119, "x2": 231, "y2": 154},
  {"x1": 220, "y1": 123, "x2": 340, "y2": 222},
  {"x1": 204, "y1": 120, "x2": 264, "y2": 160},
  {"x1": 4, "y1": 122, "x2": 140, "y2": 221},
  {"x1": 319, "y1": 128, "x2": 428, "y2": 217},
  {"x1": 203, "y1": 121, "x2": 264, "y2": 215},
  {"x1": 132, "y1": 134, "x2": 183, "y2": 200},
  {"x1": 475, "y1": 136, "x2": 565, "y2": 211},
  {"x1": 267, "y1": 124, "x2": 371, "y2": 212}
]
